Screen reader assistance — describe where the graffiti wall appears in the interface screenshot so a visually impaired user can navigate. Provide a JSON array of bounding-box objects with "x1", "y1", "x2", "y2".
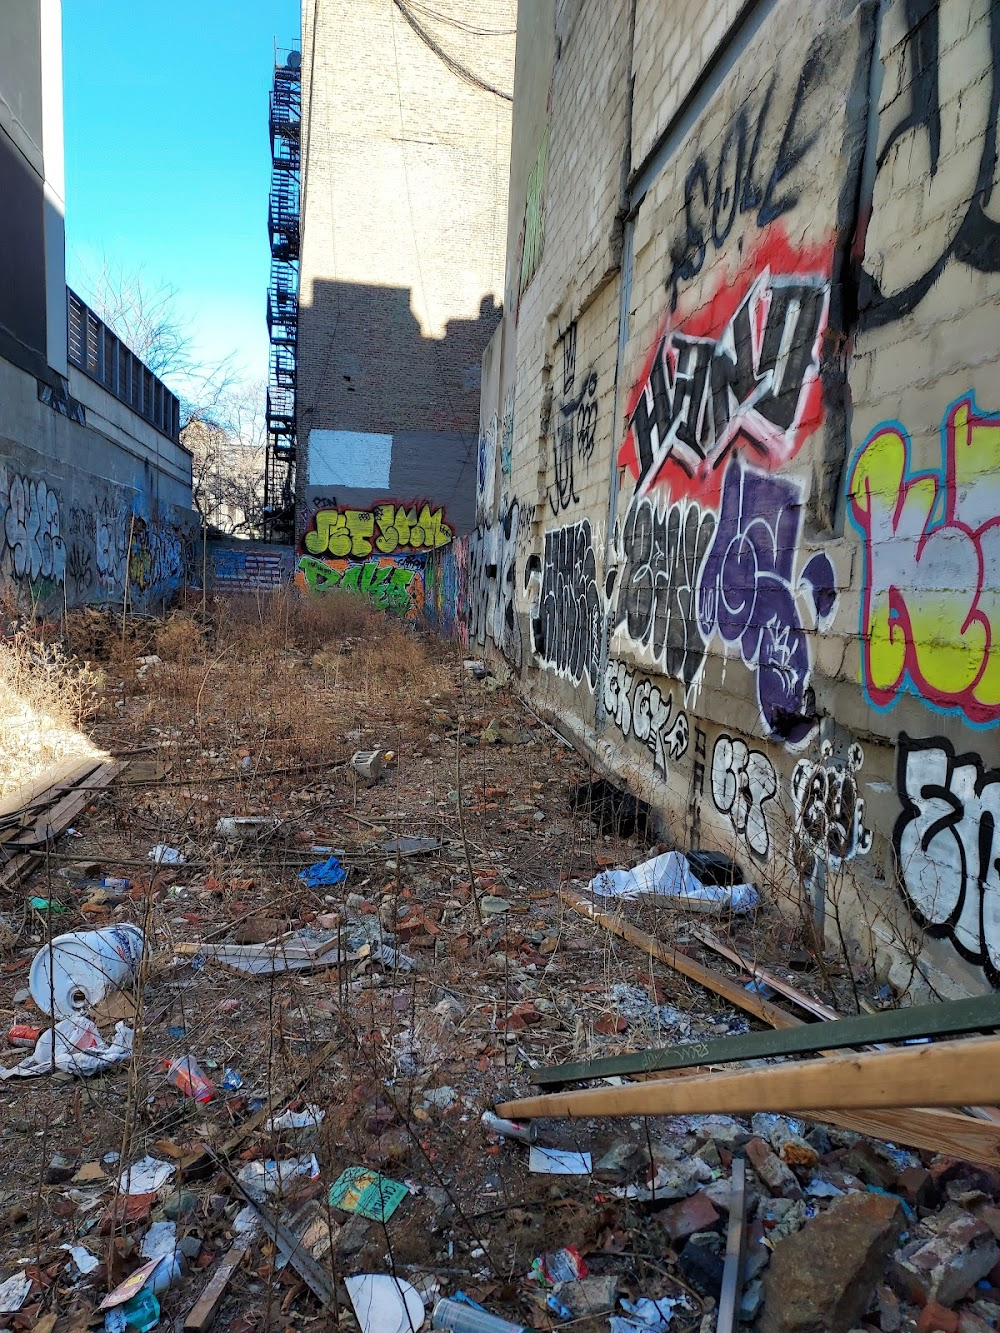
[
  {"x1": 296, "y1": 500, "x2": 454, "y2": 617},
  {"x1": 442, "y1": 0, "x2": 1000, "y2": 995}
]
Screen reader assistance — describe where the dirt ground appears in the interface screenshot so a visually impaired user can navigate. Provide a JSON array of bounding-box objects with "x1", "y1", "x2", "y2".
[{"x1": 0, "y1": 594, "x2": 995, "y2": 1333}]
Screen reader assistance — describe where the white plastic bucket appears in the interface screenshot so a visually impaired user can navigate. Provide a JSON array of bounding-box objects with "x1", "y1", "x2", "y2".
[{"x1": 29, "y1": 925, "x2": 145, "y2": 1017}]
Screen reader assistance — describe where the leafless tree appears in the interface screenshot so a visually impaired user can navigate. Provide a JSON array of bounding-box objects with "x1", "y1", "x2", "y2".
[{"x1": 183, "y1": 382, "x2": 267, "y2": 537}]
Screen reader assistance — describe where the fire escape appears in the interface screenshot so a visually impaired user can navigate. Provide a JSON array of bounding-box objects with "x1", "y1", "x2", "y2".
[{"x1": 263, "y1": 43, "x2": 301, "y2": 542}]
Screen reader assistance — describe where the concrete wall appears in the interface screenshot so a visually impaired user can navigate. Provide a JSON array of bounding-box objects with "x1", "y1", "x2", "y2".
[
  {"x1": 437, "y1": 0, "x2": 1000, "y2": 997},
  {"x1": 296, "y1": 0, "x2": 516, "y2": 618},
  {"x1": 0, "y1": 354, "x2": 197, "y2": 614}
]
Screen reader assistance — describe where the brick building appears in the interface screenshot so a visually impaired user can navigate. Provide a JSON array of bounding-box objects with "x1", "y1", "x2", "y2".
[
  {"x1": 294, "y1": 0, "x2": 515, "y2": 613},
  {"x1": 427, "y1": 0, "x2": 1000, "y2": 998}
]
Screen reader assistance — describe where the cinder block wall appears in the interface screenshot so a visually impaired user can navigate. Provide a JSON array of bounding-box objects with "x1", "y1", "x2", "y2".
[
  {"x1": 296, "y1": 0, "x2": 516, "y2": 614},
  {"x1": 455, "y1": 0, "x2": 1000, "y2": 998}
]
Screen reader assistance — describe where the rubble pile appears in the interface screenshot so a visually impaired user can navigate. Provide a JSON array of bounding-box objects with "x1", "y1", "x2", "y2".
[{"x1": 0, "y1": 611, "x2": 994, "y2": 1332}]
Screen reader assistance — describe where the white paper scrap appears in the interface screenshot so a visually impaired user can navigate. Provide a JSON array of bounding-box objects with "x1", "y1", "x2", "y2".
[{"x1": 528, "y1": 1146, "x2": 592, "y2": 1175}]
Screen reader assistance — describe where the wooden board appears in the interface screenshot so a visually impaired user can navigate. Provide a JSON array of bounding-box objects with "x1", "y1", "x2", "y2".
[
  {"x1": 716, "y1": 1157, "x2": 747, "y2": 1333},
  {"x1": 689, "y1": 925, "x2": 841, "y2": 1021},
  {"x1": 183, "y1": 1243, "x2": 248, "y2": 1331},
  {"x1": 534, "y1": 991, "x2": 1000, "y2": 1085},
  {"x1": 559, "y1": 889, "x2": 804, "y2": 1030},
  {"x1": 497, "y1": 1035, "x2": 1000, "y2": 1120}
]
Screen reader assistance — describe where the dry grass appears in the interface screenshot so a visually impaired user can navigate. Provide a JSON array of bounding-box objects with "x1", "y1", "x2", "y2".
[{"x1": 0, "y1": 631, "x2": 104, "y2": 798}]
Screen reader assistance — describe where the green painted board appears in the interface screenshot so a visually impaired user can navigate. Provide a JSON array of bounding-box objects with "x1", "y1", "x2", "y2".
[{"x1": 534, "y1": 992, "x2": 1000, "y2": 1086}]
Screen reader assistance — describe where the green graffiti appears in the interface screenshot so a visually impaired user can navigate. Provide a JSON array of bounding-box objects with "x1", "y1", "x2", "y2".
[
  {"x1": 299, "y1": 556, "x2": 417, "y2": 612},
  {"x1": 518, "y1": 125, "x2": 548, "y2": 302}
]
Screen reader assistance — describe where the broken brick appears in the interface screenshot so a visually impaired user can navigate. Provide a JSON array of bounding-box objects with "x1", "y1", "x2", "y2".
[
  {"x1": 918, "y1": 1301, "x2": 959, "y2": 1333},
  {"x1": 660, "y1": 1189, "x2": 720, "y2": 1242}
]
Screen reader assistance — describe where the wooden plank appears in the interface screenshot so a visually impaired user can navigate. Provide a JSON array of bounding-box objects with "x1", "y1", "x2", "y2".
[
  {"x1": 716, "y1": 1157, "x2": 747, "y2": 1333},
  {"x1": 559, "y1": 889, "x2": 804, "y2": 1031},
  {"x1": 497, "y1": 1035, "x2": 1000, "y2": 1119},
  {"x1": 10, "y1": 761, "x2": 124, "y2": 848},
  {"x1": 534, "y1": 992, "x2": 1000, "y2": 1086},
  {"x1": 689, "y1": 926, "x2": 841, "y2": 1021},
  {"x1": 183, "y1": 1243, "x2": 248, "y2": 1331}
]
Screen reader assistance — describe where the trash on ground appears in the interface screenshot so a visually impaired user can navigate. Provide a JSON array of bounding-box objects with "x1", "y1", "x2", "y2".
[
  {"x1": 99, "y1": 1257, "x2": 164, "y2": 1310},
  {"x1": 345, "y1": 1274, "x2": 425, "y2": 1333},
  {"x1": 118, "y1": 1155, "x2": 175, "y2": 1195},
  {"x1": 297, "y1": 855, "x2": 347, "y2": 887},
  {"x1": 0, "y1": 1271, "x2": 31, "y2": 1314},
  {"x1": 189, "y1": 933, "x2": 348, "y2": 975},
  {"x1": 164, "y1": 1054, "x2": 215, "y2": 1102},
  {"x1": 61, "y1": 1242, "x2": 100, "y2": 1274},
  {"x1": 236, "y1": 1153, "x2": 320, "y2": 1201},
  {"x1": 610, "y1": 1295, "x2": 687, "y2": 1333},
  {"x1": 29, "y1": 923, "x2": 145, "y2": 1016},
  {"x1": 529, "y1": 1245, "x2": 589, "y2": 1284},
  {"x1": 351, "y1": 748, "x2": 394, "y2": 785},
  {"x1": 216, "y1": 815, "x2": 281, "y2": 842},
  {"x1": 528, "y1": 1146, "x2": 593, "y2": 1175},
  {"x1": 588, "y1": 849, "x2": 758, "y2": 911},
  {"x1": 140, "y1": 1219, "x2": 182, "y2": 1293},
  {"x1": 328, "y1": 1166, "x2": 409, "y2": 1221},
  {"x1": 381, "y1": 835, "x2": 442, "y2": 856},
  {"x1": 7, "y1": 1024, "x2": 42, "y2": 1047},
  {"x1": 1, "y1": 1016, "x2": 134, "y2": 1078},
  {"x1": 148, "y1": 844, "x2": 185, "y2": 864},
  {"x1": 481, "y1": 1110, "x2": 537, "y2": 1143},
  {"x1": 267, "y1": 1102, "x2": 325, "y2": 1130},
  {"x1": 28, "y1": 896, "x2": 67, "y2": 913},
  {"x1": 104, "y1": 1286, "x2": 160, "y2": 1332},
  {"x1": 432, "y1": 1296, "x2": 527, "y2": 1332}
]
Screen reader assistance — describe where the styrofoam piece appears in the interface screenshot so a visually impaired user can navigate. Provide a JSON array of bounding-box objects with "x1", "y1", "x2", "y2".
[
  {"x1": 29, "y1": 925, "x2": 144, "y2": 1017},
  {"x1": 346, "y1": 1274, "x2": 425, "y2": 1333}
]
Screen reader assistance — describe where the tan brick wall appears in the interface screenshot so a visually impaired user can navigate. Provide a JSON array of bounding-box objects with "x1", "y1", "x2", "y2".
[{"x1": 460, "y1": 0, "x2": 1000, "y2": 998}]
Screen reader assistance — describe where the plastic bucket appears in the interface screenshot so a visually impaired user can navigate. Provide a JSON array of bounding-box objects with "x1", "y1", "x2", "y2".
[{"x1": 29, "y1": 925, "x2": 145, "y2": 1017}]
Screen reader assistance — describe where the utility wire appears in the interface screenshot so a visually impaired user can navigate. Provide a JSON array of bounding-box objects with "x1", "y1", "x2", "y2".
[{"x1": 391, "y1": 0, "x2": 513, "y2": 101}]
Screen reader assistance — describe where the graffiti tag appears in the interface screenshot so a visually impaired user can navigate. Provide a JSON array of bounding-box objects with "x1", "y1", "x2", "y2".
[
  {"x1": 711, "y1": 733, "x2": 777, "y2": 858},
  {"x1": 304, "y1": 502, "x2": 454, "y2": 559},
  {"x1": 603, "y1": 659, "x2": 689, "y2": 776}
]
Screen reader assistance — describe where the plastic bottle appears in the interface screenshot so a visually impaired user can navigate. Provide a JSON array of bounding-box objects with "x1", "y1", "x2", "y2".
[
  {"x1": 164, "y1": 1055, "x2": 215, "y2": 1102},
  {"x1": 29, "y1": 924, "x2": 145, "y2": 1017},
  {"x1": 431, "y1": 1298, "x2": 528, "y2": 1333}
]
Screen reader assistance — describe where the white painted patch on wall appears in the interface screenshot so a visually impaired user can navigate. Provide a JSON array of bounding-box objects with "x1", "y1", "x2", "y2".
[{"x1": 308, "y1": 430, "x2": 392, "y2": 488}]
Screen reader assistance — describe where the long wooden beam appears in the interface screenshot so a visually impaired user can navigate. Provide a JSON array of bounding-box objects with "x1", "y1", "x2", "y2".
[
  {"x1": 534, "y1": 991, "x2": 1000, "y2": 1086},
  {"x1": 497, "y1": 1035, "x2": 1000, "y2": 1120}
]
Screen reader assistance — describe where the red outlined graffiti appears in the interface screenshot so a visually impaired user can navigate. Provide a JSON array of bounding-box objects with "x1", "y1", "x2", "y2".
[{"x1": 618, "y1": 229, "x2": 832, "y2": 507}]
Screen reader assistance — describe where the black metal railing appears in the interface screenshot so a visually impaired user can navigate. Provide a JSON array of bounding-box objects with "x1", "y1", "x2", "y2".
[{"x1": 67, "y1": 289, "x2": 180, "y2": 442}]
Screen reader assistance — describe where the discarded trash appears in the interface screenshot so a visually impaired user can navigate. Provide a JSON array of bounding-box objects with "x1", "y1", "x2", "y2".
[
  {"x1": 164, "y1": 1055, "x2": 215, "y2": 1102},
  {"x1": 101, "y1": 876, "x2": 131, "y2": 889},
  {"x1": 610, "y1": 1295, "x2": 686, "y2": 1333},
  {"x1": 148, "y1": 844, "x2": 185, "y2": 864},
  {"x1": 61, "y1": 1243, "x2": 100, "y2": 1274},
  {"x1": 99, "y1": 1257, "x2": 164, "y2": 1309},
  {"x1": 432, "y1": 1297, "x2": 527, "y2": 1333},
  {"x1": 381, "y1": 835, "x2": 442, "y2": 856},
  {"x1": 29, "y1": 924, "x2": 145, "y2": 1017},
  {"x1": 267, "y1": 1102, "x2": 325, "y2": 1130},
  {"x1": 2, "y1": 1017, "x2": 134, "y2": 1079},
  {"x1": 328, "y1": 1166, "x2": 408, "y2": 1222},
  {"x1": 298, "y1": 855, "x2": 347, "y2": 887},
  {"x1": 236, "y1": 1154, "x2": 320, "y2": 1201},
  {"x1": 7, "y1": 1024, "x2": 42, "y2": 1048},
  {"x1": 588, "y1": 850, "x2": 759, "y2": 912},
  {"x1": 140, "y1": 1219, "x2": 182, "y2": 1293},
  {"x1": 346, "y1": 1274, "x2": 425, "y2": 1333},
  {"x1": 529, "y1": 1246, "x2": 589, "y2": 1285},
  {"x1": 528, "y1": 1146, "x2": 592, "y2": 1175},
  {"x1": 220, "y1": 1067, "x2": 243, "y2": 1092},
  {"x1": 352, "y1": 748, "x2": 394, "y2": 785},
  {"x1": 463, "y1": 658, "x2": 488, "y2": 679},
  {"x1": 118, "y1": 1155, "x2": 175, "y2": 1195},
  {"x1": 0, "y1": 1270, "x2": 31, "y2": 1313},
  {"x1": 109, "y1": 1287, "x2": 160, "y2": 1333},
  {"x1": 481, "y1": 1110, "x2": 537, "y2": 1143},
  {"x1": 29, "y1": 896, "x2": 67, "y2": 914},
  {"x1": 192, "y1": 934, "x2": 348, "y2": 975},
  {"x1": 216, "y1": 815, "x2": 281, "y2": 843}
]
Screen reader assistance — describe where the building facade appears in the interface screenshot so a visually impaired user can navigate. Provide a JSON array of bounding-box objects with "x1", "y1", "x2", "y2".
[
  {"x1": 428, "y1": 0, "x2": 1000, "y2": 997},
  {"x1": 295, "y1": 0, "x2": 515, "y2": 615},
  {"x1": 0, "y1": 0, "x2": 197, "y2": 617}
]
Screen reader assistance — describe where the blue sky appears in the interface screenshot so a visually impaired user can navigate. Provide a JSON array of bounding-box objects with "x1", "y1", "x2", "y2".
[{"x1": 62, "y1": 0, "x2": 300, "y2": 391}]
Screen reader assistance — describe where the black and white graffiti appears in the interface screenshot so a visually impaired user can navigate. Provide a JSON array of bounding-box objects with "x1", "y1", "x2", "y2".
[
  {"x1": 894, "y1": 734, "x2": 1000, "y2": 985},
  {"x1": 790, "y1": 740, "x2": 873, "y2": 872},
  {"x1": 549, "y1": 322, "x2": 599, "y2": 514},
  {"x1": 603, "y1": 659, "x2": 689, "y2": 776},
  {"x1": 465, "y1": 500, "x2": 522, "y2": 670},
  {"x1": 711, "y1": 733, "x2": 778, "y2": 858},
  {"x1": 534, "y1": 518, "x2": 603, "y2": 690},
  {"x1": 0, "y1": 470, "x2": 65, "y2": 587},
  {"x1": 609, "y1": 492, "x2": 716, "y2": 692}
]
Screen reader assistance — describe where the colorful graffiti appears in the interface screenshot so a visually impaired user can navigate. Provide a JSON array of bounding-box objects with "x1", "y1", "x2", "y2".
[
  {"x1": 698, "y1": 457, "x2": 837, "y2": 742},
  {"x1": 848, "y1": 394, "x2": 1000, "y2": 727},
  {"x1": 603, "y1": 659, "x2": 689, "y2": 776},
  {"x1": 895, "y1": 734, "x2": 1000, "y2": 986},
  {"x1": 128, "y1": 515, "x2": 193, "y2": 598},
  {"x1": 298, "y1": 553, "x2": 425, "y2": 614},
  {"x1": 621, "y1": 238, "x2": 830, "y2": 505},
  {"x1": 0, "y1": 471, "x2": 66, "y2": 589},
  {"x1": 711, "y1": 733, "x2": 777, "y2": 858},
  {"x1": 515, "y1": 124, "x2": 548, "y2": 312},
  {"x1": 303, "y1": 502, "x2": 454, "y2": 559},
  {"x1": 790, "y1": 741, "x2": 872, "y2": 872}
]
